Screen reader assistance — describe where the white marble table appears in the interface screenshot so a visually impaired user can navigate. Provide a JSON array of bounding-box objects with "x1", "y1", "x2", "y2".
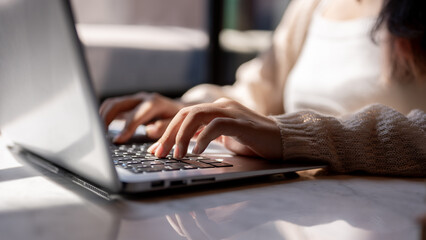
[{"x1": 0, "y1": 138, "x2": 425, "y2": 240}]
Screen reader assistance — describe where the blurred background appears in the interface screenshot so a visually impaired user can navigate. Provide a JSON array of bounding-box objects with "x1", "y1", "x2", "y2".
[{"x1": 71, "y1": 0, "x2": 290, "y2": 99}]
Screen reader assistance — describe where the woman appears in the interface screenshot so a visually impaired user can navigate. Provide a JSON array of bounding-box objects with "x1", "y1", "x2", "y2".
[{"x1": 100, "y1": 0, "x2": 426, "y2": 177}]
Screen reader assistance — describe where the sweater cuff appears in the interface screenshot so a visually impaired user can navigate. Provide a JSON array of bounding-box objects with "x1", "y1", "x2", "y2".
[{"x1": 270, "y1": 112, "x2": 338, "y2": 165}]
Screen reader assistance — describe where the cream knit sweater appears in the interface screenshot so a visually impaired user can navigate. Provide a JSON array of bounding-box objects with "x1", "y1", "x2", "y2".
[
  {"x1": 273, "y1": 105, "x2": 425, "y2": 177},
  {"x1": 181, "y1": 0, "x2": 426, "y2": 176}
]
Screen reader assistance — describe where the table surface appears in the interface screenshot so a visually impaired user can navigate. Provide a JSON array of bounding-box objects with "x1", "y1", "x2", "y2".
[{"x1": 0, "y1": 137, "x2": 425, "y2": 240}]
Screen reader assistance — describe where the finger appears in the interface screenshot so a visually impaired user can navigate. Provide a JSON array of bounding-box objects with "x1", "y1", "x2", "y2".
[
  {"x1": 193, "y1": 126, "x2": 205, "y2": 138},
  {"x1": 193, "y1": 118, "x2": 242, "y2": 154},
  {"x1": 147, "y1": 142, "x2": 160, "y2": 154},
  {"x1": 100, "y1": 97, "x2": 125, "y2": 121},
  {"x1": 156, "y1": 103, "x2": 229, "y2": 158},
  {"x1": 154, "y1": 108, "x2": 190, "y2": 158},
  {"x1": 215, "y1": 135, "x2": 225, "y2": 143},
  {"x1": 113, "y1": 111, "x2": 138, "y2": 143},
  {"x1": 101, "y1": 97, "x2": 141, "y2": 127},
  {"x1": 99, "y1": 98, "x2": 114, "y2": 116},
  {"x1": 173, "y1": 110, "x2": 222, "y2": 158},
  {"x1": 113, "y1": 102, "x2": 159, "y2": 143},
  {"x1": 213, "y1": 97, "x2": 232, "y2": 104}
]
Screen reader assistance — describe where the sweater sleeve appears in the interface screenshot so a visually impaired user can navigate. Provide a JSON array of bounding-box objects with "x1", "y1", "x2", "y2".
[
  {"x1": 181, "y1": 0, "x2": 321, "y2": 115},
  {"x1": 271, "y1": 104, "x2": 426, "y2": 177}
]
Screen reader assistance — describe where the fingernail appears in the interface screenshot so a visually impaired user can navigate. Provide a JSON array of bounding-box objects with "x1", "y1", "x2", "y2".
[
  {"x1": 114, "y1": 130, "x2": 130, "y2": 143},
  {"x1": 155, "y1": 143, "x2": 164, "y2": 158},
  {"x1": 173, "y1": 144, "x2": 180, "y2": 159},
  {"x1": 192, "y1": 144, "x2": 200, "y2": 154},
  {"x1": 174, "y1": 144, "x2": 184, "y2": 159},
  {"x1": 113, "y1": 135, "x2": 123, "y2": 144},
  {"x1": 147, "y1": 142, "x2": 159, "y2": 153}
]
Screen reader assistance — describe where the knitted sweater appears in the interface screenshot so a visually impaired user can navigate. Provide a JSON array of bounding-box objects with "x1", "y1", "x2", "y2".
[
  {"x1": 272, "y1": 104, "x2": 425, "y2": 177},
  {"x1": 181, "y1": 0, "x2": 426, "y2": 176}
]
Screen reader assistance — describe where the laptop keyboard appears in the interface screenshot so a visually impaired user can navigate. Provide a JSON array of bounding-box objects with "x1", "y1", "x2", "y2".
[{"x1": 110, "y1": 143, "x2": 233, "y2": 174}]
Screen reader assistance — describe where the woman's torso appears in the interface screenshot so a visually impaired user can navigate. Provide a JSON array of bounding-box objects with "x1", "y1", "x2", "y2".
[{"x1": 284, "y1": 0, "x2": 426, "y2": 116}]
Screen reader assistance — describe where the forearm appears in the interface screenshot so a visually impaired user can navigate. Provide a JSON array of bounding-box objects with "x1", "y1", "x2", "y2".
[{"x1": 271, "y1": 104, "x2": 426, "y2": 177}]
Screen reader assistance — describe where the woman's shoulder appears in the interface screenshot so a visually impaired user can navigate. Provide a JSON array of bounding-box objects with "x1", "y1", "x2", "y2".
[{"x1": 283, "y1": 0, "x2": 322, "y2": 21}]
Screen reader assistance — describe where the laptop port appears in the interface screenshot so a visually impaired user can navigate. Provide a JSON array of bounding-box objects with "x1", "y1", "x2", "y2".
[
  {"x1": 191, "y1": 178, "x2": 215, "y2": 184},
  {"x1": 170, "y1": 180, "x2": 186, "y2": 187},
  {"x1": 151, "y1": 180, "x2": 164, "y2": 188}
]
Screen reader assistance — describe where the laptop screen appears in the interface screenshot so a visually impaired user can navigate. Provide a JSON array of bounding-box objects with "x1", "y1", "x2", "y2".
[{"x1": 0, "y1": 0, "x2": 121, "y2": 192}]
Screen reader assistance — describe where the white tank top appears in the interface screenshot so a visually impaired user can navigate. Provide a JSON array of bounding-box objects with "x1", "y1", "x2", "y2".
[
  {"x1": 285, "y1": 1, "x2": 383, "y2": 116},
  {"x1": 285, "y1": 1, "x2": 426, "y2": 116}
]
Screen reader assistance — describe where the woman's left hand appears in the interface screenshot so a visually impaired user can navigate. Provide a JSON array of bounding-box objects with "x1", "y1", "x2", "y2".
[{"x1": 147, "y1": 98, "x2": 283, "y2": 159}]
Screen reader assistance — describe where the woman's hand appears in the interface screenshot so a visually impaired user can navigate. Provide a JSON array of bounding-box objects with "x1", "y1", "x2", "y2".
[
  {"x1": 148, "y1": 98, "x2": 283, "y2": 159},
  {"x1": 99, "y1": 92, "x2": 184, "y2": 143}
]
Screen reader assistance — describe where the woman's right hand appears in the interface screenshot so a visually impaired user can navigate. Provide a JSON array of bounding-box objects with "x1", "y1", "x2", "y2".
[{"x1": 99, "y1": 92, "x2": 184, "y2": 143}]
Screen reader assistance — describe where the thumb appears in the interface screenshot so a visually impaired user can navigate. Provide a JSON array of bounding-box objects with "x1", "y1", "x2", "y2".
[
  {"x1": 113, "y1": 112, "x2": 139, "y2": 143},
  {"x1": 113, "y1": 127, "x2": 135, "y2": 144}
]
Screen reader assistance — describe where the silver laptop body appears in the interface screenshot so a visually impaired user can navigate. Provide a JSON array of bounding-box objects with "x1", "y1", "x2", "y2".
[{"x1": 0, "y1": 0, "x2": 323, "y2": 194}]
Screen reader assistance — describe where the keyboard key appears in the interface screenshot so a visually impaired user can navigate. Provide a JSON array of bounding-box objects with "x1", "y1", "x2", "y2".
[
  {"x1": 129, "y1": 163, "x2": 146, "y2": 168},
  {"x1": 182, "y1": 165, "x2": 197, "y2": 170},
  {"x1": 208, "y1": 162, "x2": 233, "y2": 167},
  {"x1": 132, "y1": 166, "x2": 161, "y2": 173},
  {"x1": 120, "y1": 163, "x2": 132, "y2": 169},
  {"x1": 150, "y1": 160, "x2": 166, "y2": 165},
  {"x1": 163, "y1": 165, "x2": 181, "y2": 171},
  {"x1": 112, "y1": 143, "x2": 232, "y2": 173},
  {"x1": 199, "y1": 159, "x2": 222, "y2": 164},
  {"x1": 163, "y1": 159, "x2": 179, "y2": 163},
  {"x1": 144, "y1": 166, "x2": 164, "y2": 172},
  {"x1": 187, "y1": 156, "x2": 210, "y2": 161},
  {"x1": 180, "y1": 160, "x2": 215, "y2": 168}
]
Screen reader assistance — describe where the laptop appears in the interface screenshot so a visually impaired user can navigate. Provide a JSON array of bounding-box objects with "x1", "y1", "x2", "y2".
[{"x1": 0, "y1": 0, "x2": 323, "y2": 196}]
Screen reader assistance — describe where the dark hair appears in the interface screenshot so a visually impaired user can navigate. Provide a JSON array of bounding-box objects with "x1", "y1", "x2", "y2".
[{"x1": 372, "y1": 0, "x2": 426, "y2": 81}]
